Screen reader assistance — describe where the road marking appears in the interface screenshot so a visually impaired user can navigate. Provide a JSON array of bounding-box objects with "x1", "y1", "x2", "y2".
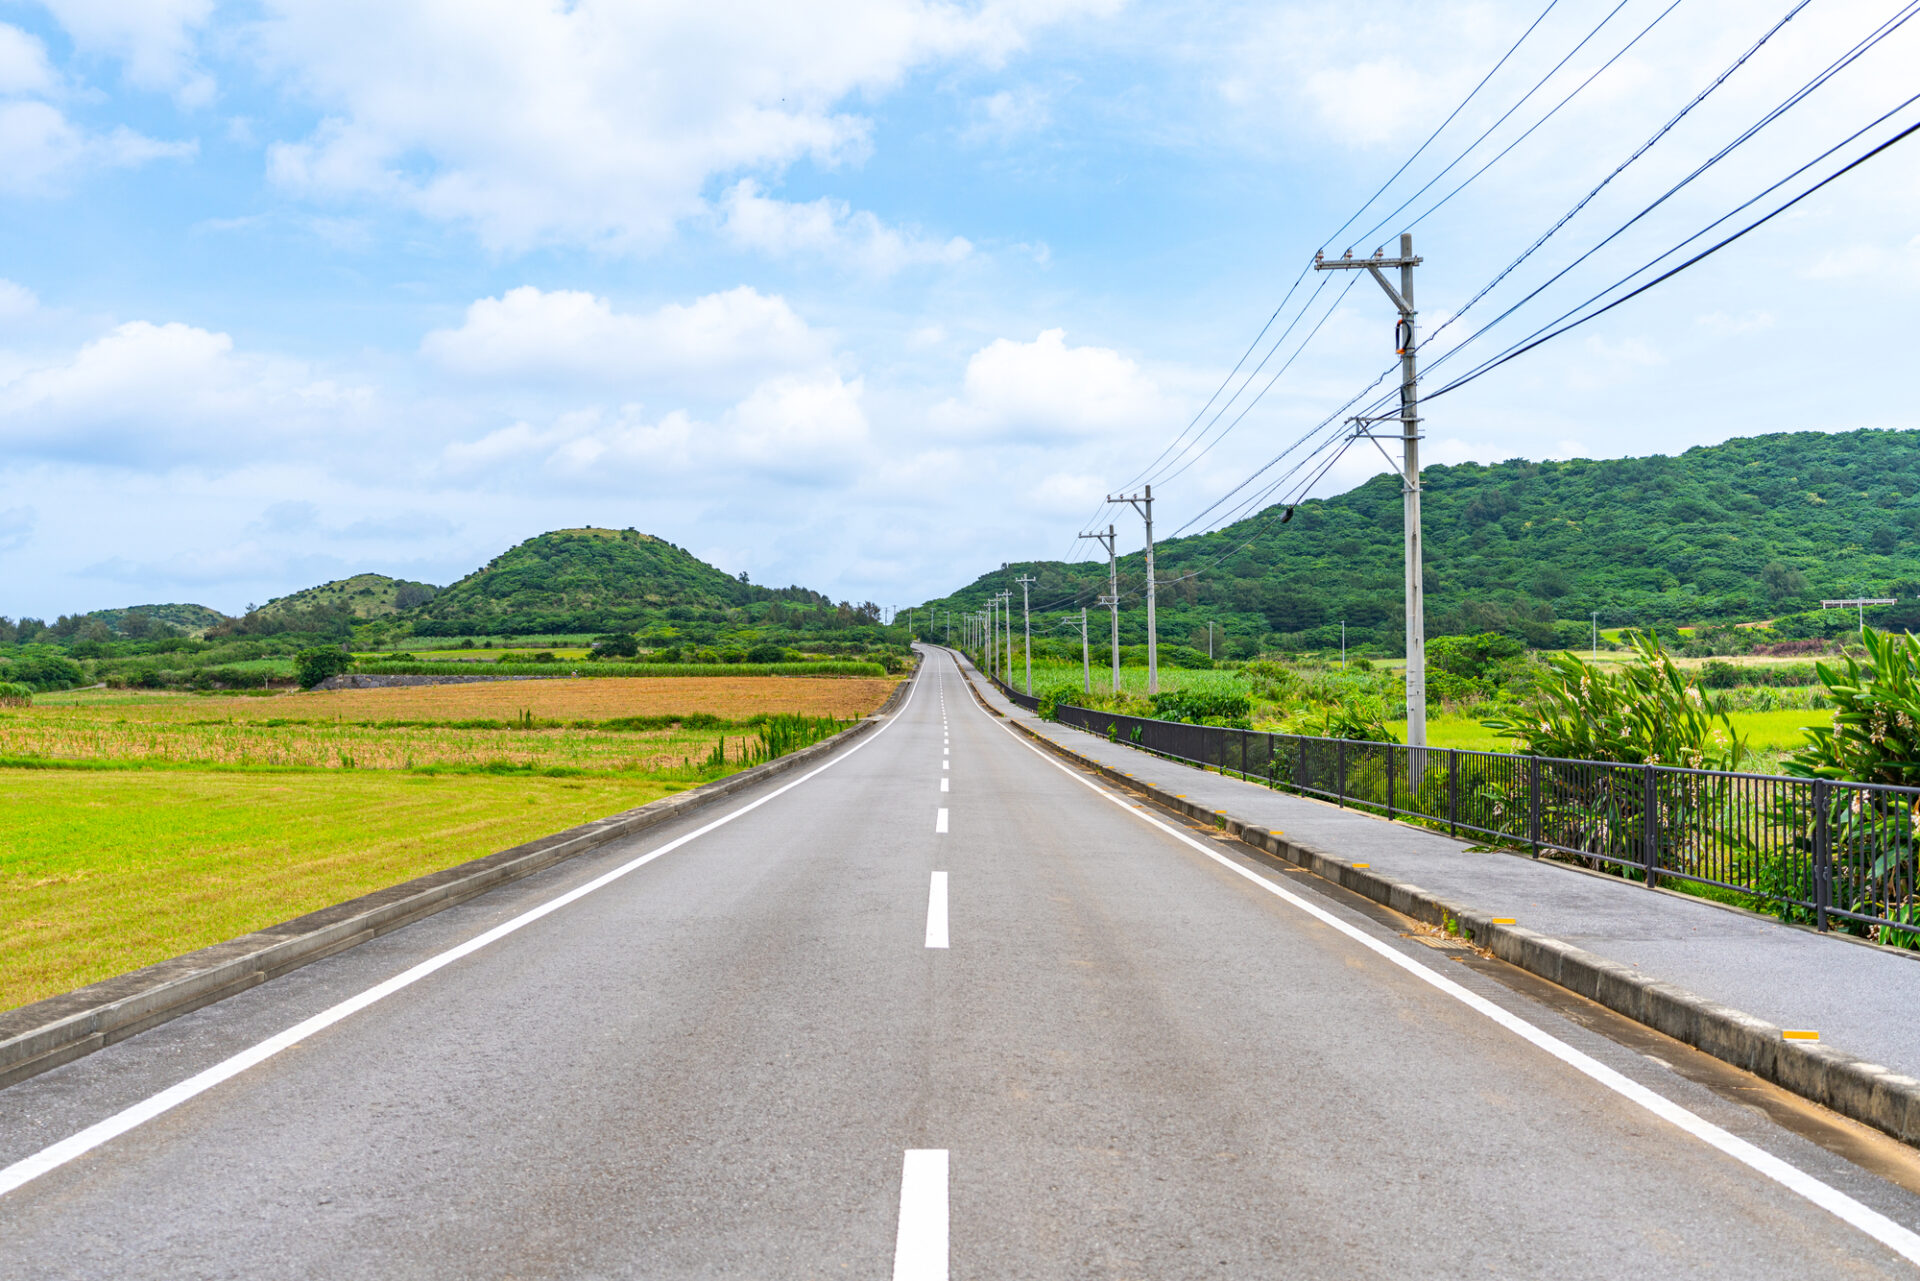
[
  {"x1": 925, "y1": 872, "x2": 948, "y2": 949},
  {"x1": 940, "y1": 777, "x2": 949, "y2": 792},
  {"x1": 0, "y1": 663, "x2": 933, "y2": 1202},
  {"x1": 935, "y1": 808, "x2": 949, "y2": 834},
  {"x1": 941, "y1": 760, "x2": 948, "y2": 771},
  {"x1": 958, "y1": 653, "x2": 1920, "y2": 1267},
  {"x1": 892, "y1": 1149, "x2": 949, "y2": 1281}
]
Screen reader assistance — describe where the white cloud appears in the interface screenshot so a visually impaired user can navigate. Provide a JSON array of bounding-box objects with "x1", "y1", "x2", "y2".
[
  {"x1": 37, "y1": 0, "x2": 214, "y2": 103},
  {"x1": 0, "y1": 23, "x2": 56, "y2": 95},
  {"x1": 0, "y1": 320, "x2": 371, "y2": 463},
  {"x1": 0, "y1": 279, "x2": 37, "y2": 321},
  {"x1": 718, "y1": 179, "x2": 972, "y2": 274},
  {"x1": 960, "y1": 85, "x2": 1053, "y2": 146},
  {"x1": 257, "y1": 0, "x2": 1108, "y2": 252},
  {"x1": 933, "y1": 328, "x2": 1174, "y2": 442},
  {"x1": 1696, "y1": 309, "x2": 1776, "y2": 335},
  {"x1": 441, "y1": 372, "x2": 869, "y2": 488},
  {"x1": 421, "y1": 285, "x2": 831, "y2": 391},
  {"x1": 0, "y1": 100, "x2": 194, "y2": 194}
]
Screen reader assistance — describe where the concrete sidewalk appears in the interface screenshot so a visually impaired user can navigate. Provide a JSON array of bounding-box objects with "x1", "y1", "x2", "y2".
[{"x1": 955, "y1": 650, "x2": 1920, "y2": 1143}]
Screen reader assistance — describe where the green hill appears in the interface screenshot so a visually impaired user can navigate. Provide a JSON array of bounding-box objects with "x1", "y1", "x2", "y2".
[
  {"x1": 262, "y1": 573, "x2": 439, "y2": 619},
  {"x1": 405, "y1": 527, "x2": 804, "y2": 637},
  {"x1": 84, "y1": 603, "x2": 229, "y2": 638},
  {"x1": 916, "y1": 428, "x2": 1920, "y2": 656}
]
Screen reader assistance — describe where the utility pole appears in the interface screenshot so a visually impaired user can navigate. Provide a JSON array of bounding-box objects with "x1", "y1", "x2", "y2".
[
  {"x1": 1591, "y1": 612, "x2": 1598, "y2": 658},
  {"x1": 1015, "y1": 574, "x2": 1037, "y2": 695},
  {"x1": 1316, "y1": 234, "x2": 1427, "y2": 754},
  {"x1": 1000, "y1": 590, "x2": 1013, "y2": 683},
  {"x1": 1207, "y1": 621, "x2": 1213, "y2": 661},
  {"x1": 1079, "y1": 525, "x2": 1120, "y2": 694},
  {"x1": 1081, "y1": 606, "x2": 1090, "y2": 695},
  {"x1": 1108, "y1": 487, "x2": 1158, "y2": 695}
]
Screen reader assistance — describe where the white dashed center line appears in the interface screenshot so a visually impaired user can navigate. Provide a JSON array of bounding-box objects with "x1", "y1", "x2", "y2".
[
  {"x1": 925, "y1": 871, "x2": 948, "y2": 949},
  {"x1": 935, "y1": 808, "x2": 948, "y2": 834},
  {"x1": 892, "y1": 1149, "x2": 949, "y2": 1281}
]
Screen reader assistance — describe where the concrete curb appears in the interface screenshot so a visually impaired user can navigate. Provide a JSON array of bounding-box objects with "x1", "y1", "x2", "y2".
[
  {"x1": 969, "y1": 676, "x2": 1920, "y2": 1149},
  {"x1": 0, "y1": 673, "x2": 915, "y2": 1091}
]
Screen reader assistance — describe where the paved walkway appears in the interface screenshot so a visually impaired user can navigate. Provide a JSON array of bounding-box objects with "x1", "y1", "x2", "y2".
[{"x1": 965, "y1": 657, "x2": 1920, "y2": 1084}]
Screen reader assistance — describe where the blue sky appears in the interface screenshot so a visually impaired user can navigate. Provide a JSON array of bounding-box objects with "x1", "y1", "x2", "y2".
[{"x1": 0, "y1": 0, "x2": 1915, "y2": 619}]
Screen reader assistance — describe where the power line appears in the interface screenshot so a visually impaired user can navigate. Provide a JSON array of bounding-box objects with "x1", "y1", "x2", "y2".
[
  {"x1": 1417, "y1": 0, "x2": 1919, "y2": 376},
  {"x1": 1083, "y1": 0, "x2": 1568, "y2": 542},
  {"x1": 1414, "y1": 0, "x2": 1814, "y2": 360},
  {"x1": 1401, "y1": 0, "x2": 1690, "y2": 237},
  {"x1": 1425, "y1": 103, "x2": 1920, "y2": 402},
  {"x1": 1348, "y1": 0, "x2": 1645, "y2": 252},
  {"x1": 1150, "y1": 273, "x2": 1361, "y2": 488},
  {"x1": 1320, "y1": 0, "x2": 1566, "y2": 254}
]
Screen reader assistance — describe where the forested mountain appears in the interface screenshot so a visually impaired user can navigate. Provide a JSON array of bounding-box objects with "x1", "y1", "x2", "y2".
[
  {"x1": 260, "y1": 573, "x2": 440, "y2": 619},
  {"x1": 916, "y1": 429, "x2": 1920, "y2": 657},
  {"x1": 403, "y1": 527, "x2": 846, "y2": 637}
]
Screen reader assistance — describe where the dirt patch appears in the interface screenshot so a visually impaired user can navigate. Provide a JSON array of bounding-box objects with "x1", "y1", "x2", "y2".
[{"x1": 222, "y1": 676, "x2": 897, "y2": 722}]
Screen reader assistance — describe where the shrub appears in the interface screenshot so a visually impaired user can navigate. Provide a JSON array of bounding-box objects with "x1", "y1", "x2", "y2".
[
  {"x1": 1149, "y1": 688, "x2": 1252, "y2": 727},
  {"x1": 293, "y1": 647, "x2": 353, "y2": 689},
  {"x1": 5, "y1": 654, "x2": 85, "y2": 691},
  {"x1": 0, "y1": 680, "x2": 31, "y2": 706},
  {"x1": 1785, "y1": 627, "x2": 1920, "y2": 786},
  {"x1": 593, "y1": 632, "x2": 640, "y2": 658},
  {"x1": 1481, "y1": 632, "x2": 1744, "y2": 769},
  {"x1": 1698, "y1": 660, "x2": 1743, "y2": 690},
  {"x1": 532, "y1": 651, "x2": 557, "y2": 664},
  {"x1": 745, "y1": 642, "x2": 785, "y2": 663}
]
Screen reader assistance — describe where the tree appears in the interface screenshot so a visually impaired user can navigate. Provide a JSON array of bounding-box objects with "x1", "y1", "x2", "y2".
[
  {"x1": 1761, "y1": 561, "x2": 1809, "y2": 604},
  {"x1": 294, "y1": 647, "x2": 353, "y2": 689}
]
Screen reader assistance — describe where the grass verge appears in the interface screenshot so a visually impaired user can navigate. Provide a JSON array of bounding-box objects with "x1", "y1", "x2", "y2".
[{"x1": 0, "y1": 767, "x2": 690, "y2": 1013}]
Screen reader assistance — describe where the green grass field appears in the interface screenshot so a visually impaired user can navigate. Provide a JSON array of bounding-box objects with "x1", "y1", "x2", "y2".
[
  {"x1": 0, "y1": 676, "x2": 894, "y2": 1014},
  {"x1": 0, "y1": 769, "x2": 681, "y2": 1012},
  {"x1": 1387, "y1": 708, "x2": 1828, "y2": 761}
]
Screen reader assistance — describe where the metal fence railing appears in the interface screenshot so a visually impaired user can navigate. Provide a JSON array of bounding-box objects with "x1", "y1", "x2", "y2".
[{"x1": 973, "y1": 667, "x2": 1919, "y2": 942}]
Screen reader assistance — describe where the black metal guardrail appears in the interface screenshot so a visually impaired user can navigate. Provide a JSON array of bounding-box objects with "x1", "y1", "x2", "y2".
[{"x1": 979, "y1": 668, "x2": 1918, "y2": 941}]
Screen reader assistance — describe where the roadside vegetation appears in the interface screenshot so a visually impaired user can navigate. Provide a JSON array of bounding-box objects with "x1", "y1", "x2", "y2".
[{"x1": 0, "y1": 675, "x2": 897, "y2": 1013}]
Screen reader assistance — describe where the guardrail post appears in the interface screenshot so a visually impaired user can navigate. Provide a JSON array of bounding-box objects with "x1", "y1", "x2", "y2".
[
  {"x1": 1386, "y1": 744, "x2": 1395, "y2": 819},
  {"x1": 1812, "y1": 778, "x2": 1832, "y2": 932},
  {"x1": 1642, "y1": 764, "x2": 1660, "y2": 890},
  {"x1": 1337, "y1": 740, "x2": 1347, "y2": 808},
  {"x1": 1528, "y1": 756, "x2": 1541, "y2": 856},
  {"x1": 1448, "y1": 748, "x2": 1458, "y2": 838}
]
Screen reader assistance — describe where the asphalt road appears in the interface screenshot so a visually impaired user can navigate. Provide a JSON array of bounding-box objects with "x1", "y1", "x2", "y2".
[{"x1": 4, "y1": 649, "x2": 1920, "y2": 1277}]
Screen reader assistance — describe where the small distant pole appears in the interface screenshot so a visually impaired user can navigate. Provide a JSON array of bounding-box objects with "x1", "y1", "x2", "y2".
[
  {"x1": 1591, "y1": 612, "x2": 1598, "y2": 657},
  {"x1": 1341, "y1": 622, "x2": 1347, "y2": 668},
  {"x1": 1207, "y1": 621, "x2": 1213, "y2": 660}
]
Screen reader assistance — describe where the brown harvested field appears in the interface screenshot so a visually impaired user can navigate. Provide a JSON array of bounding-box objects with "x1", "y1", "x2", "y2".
[{"x1": 40, "y1": 676, "x2": 900, "y2": 723}]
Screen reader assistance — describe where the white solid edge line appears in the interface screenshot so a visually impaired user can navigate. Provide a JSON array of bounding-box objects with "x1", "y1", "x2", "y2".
[
  {"x1": 926, "y1": 871, "x2": 949, "y2": 949},
  {"x1": 935, "y1": 808, "x2": 949, "y2": 834},
  {"x1": 951, "y1": 652, "x2": 1920, "y2": 1265},
  {"x1": 0, "y1": 666, "x2": 928, "y2": 1201},
  {"x1": 892, "y1": 1148, "x2": 949, "y2": 1281}
]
